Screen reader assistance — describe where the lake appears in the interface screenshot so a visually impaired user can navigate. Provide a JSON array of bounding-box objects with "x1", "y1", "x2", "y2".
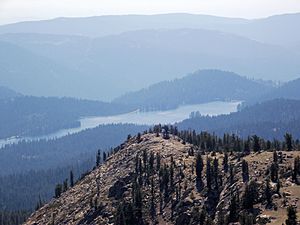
[{"x1": 0, "y1": 101, "x2": 240, "y2": 148}]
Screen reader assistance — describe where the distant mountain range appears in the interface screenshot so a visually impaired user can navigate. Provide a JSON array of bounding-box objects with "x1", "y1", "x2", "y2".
[
  {"x1": 0, "y1": 13, "x2": 300, "y2": 100},
  {"x1": 114, "y1": 70, "x2": 275, "y2": 110},
  {"x1": 1, "y1": 13, "x2": 299, "y2": 48}
]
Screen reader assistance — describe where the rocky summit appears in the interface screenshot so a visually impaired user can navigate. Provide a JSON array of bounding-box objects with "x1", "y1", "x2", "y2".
[{"x1": 25, "y1": 132, "x2": 300, "y2": 225}]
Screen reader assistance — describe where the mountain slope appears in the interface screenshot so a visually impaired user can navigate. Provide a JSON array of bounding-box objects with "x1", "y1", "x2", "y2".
[
  {"x1": 114, "y1": 70, "x2": 274, "y2": 110},
  {"x1": 0, "y1": 40, "x2": 86, "y2": 98},
  {"x1": 250, "y1": 78, "x2": 300, "y2": 104},
  {"x1": 0, "y1": 96, "x2": 131, "y2": 139},
  {"x1": 25, "y1": 132, "x2": 300, "y2": 225},
  {"x1": 178, "y1": 99, "x2": 300, "y2": 139}
]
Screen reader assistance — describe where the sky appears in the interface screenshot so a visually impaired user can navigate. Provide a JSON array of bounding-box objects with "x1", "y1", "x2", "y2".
[{"x1": 1, "y1": 0, "x2": 300, "y2": 25}]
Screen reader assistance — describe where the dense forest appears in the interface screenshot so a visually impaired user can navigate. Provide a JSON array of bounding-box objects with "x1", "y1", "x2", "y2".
[
  {"x1": 0, "y1": 124, "x2": 148, "y2": 175},
  {"x1": 178, "y1": 99, "x2": 300, "y2": 139},
  {"x1": 0, "y1": 158, "x2": 94, "y2": 211},
  {"x1": 248, "y1": 78, "x2": 300, "y2": 105},
  {"x1": 0, "y1": 96, "x2": 132, "y2": 138}
]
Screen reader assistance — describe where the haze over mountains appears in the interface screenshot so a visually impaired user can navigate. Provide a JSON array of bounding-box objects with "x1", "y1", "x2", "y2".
[
  {"x1": 0, "y1": 13, "x2": 300, "y2": 100},
  {"x1": 1, "y1": 13, "x2": 299, "y2": 48},
  {"x1": 1, "y1": 11, "x2": 300, "y2": 225}
]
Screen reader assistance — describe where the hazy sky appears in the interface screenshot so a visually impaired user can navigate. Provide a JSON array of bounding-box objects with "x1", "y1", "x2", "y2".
[{"x1": 1, "y1": 0, "x2": 300, "y2": 25}]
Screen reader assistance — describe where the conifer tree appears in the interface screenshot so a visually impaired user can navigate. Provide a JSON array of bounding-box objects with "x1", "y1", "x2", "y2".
[
  {"x1": 196, "y1": 153, "x2": 204, "y2": 183},
  {"x1": 285, "y1": 133, "x2": 293, "y2": 151},
  {"x1": 286, "y1": 206, "x2": 297, "y2": 225},
  {"x1": 265, "y1": 179, "x2": 272, "y2": 207},
  {"x1": 270, "y1": 162, "x2": 278, "y2": 182},
  {"x1": 229, "y1": 163, "x2": 235, "y2": 185},
  {"x1": 206, "y1": 157, "x2": 212, "y2": 191},
  {"x1": 242, "y1": 160, "x2": 249, "y2": 182},
  {"x1": 223, "y1": 151, "x2": 229, "y2": 173},
  {"x1": 70, "y1": 170, "x2": 74, "y2": 187},
  {"x1": 228, "y1": 192, "x2": 239, "y2": 223},
  {"x1": 213, "y1": 157, "x2": 219, "y2": 191},
  {"x1": 103, "y1": 152, "x2": 107, "y2": 162},
  {"x1": 63, "y1": 179, "x2": 68, "y2": 192},
  {"x1": 96, "y1": 149, "x2": 101, "y2": 167},
  {"x1": 54, "y1": 184, "x2": 62, "y2": 198},
  {"x1": 273, "y1": 150, "x2": 278, "y2": 163},
  {"x1": 252, "y1": 135, "x2": 260, "y2": 152},
  {"x1": 242, "y1": 180, "x2": 259, "y2": 210},
  {"x1": 150, "y1": 178, "x2": 156, "y2": 219},
  {"x1": 156, "y1": 153, "x2": 161, "y2": 171}
]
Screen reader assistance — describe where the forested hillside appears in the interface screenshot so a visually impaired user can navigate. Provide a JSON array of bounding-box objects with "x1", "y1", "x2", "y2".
[
  {"x1": 248, "y1": 78, "x2": 300, "y2": 105},
  {"x1": 0, "y1": 124, "x2": 147, "y2": 175},
  {"x1": 0, "y1": 96, "x2": 131, "y2": 139},
  {"x1": 114, "y1": 70, "x2": 273, "y2": 111},
  {"x1": 178, "y1": 99, "x2": 300, "y2": 139},
  {"x1": 25, "y1": 127, "x2": 300, "y2": 225}
]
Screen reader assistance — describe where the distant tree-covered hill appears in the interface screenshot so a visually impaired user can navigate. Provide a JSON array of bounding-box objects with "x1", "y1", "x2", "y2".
[
  {"x1": 0, "y1": 96, "x2": 132, "y2": 139},
  {"x1": 0, "y1": 86, "x2": 21, "y2": 99},
  {"x1": 177, "y1": 99, "x2": 300, "y2": 139},
  {"x1": 114, "y1": 70, "x2": 274, "y2": 111},
  {"x1": 247, "y1": 78, "x2": 300, "y2": 104}
]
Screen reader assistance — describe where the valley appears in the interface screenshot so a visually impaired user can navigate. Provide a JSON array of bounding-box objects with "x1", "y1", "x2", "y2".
[{"x1": 0, "y1": 101, "x2": 240, "y2": 148}]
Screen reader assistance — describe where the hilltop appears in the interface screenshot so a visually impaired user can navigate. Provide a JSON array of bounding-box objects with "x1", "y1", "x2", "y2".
[
  {"x1": 25, "y1": 129, "x2": 300, "y2": 225},
  {"x1": 114, "y1": 70, "x2": 273, "y2": 111}
]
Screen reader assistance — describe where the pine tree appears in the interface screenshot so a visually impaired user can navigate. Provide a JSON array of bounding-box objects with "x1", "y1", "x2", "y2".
[
  {"x1": 137, "y1": 133, "x2": 141, "y2": 143},
  {"x1": 150, "y1": 178, "x2": 156, "y2": 219},
  {"x1": 285, "y1": 133, "x2": 293, "y2": 151},
  {"x1": 229, "y1": 163, "x2": 235, "y2": 185},
  {"x1": 242, "y1": 180, "x2": 259, "y2": 210},
  {"x1": 156, "y1": 153, "x2": 161, "y2": 171},
  {"x1": 63, "y1": 179, "x2": 68, "y2": 192},
  {"x1": 252, "y1": 135, "x2": 260, "y2": 152},
  {"x1": 270, "y1": 162, "x2": 278, "y2": 182},
  {"x1": 228, "y1": 192, "x2": 239, "y2": 223},
  {"x1": 239, "y1": 211, "x2": 254, "y2": 225},
  {"x1": 273, "y1": 150, "x2": 278, "y2": 163},
  {"x1": 286, "y1": 206, "x2": 297, "y2": 225},
  {"x1": 54, "y1": 184, "x2": 62, "y2": 198},
  {"x1": 149, "y1": 152, "x2": 155, "y2": 174},
  {"x1": 96, "y1": 149, "x2": 101, "y2": 167},
  {"x1": 213, "y1": 157, "x2": 219, "y2": 191},
  {"x1": 293, "y1": 156, "x2": 300, "y2": 183},
  {"x1": 206, "y1": 157, "x2": 212, "y2": 191},
  {"x1": 265, "y1": 179, "x2": 272, "y2": 207},
  {"x1": 223, "y1": 152, "x2": 229, "y2": 173},
  {"x1": 196, "y1": 153, "x2": 204, "y2": 183},
  {"x1": 70, "y1": 170, "x2": 74, "y2": 187},
  {"x1": 242, "y1": 160, "x2": 249, "y2": 182},
  {"x1": 103, "y1": 152, "x2": 107, "y2": 162}
]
